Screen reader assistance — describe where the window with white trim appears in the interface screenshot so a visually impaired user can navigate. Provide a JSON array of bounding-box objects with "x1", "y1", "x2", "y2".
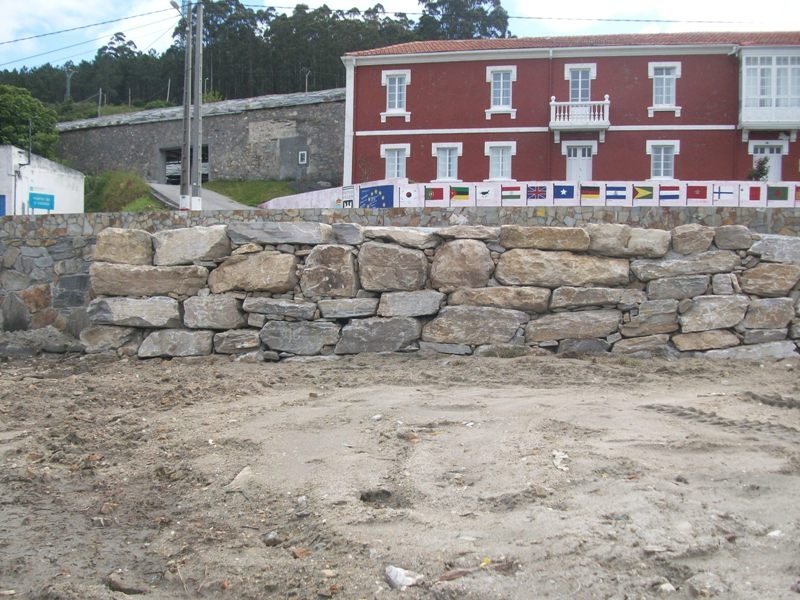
[
  {"x1": 743, "y1": 54, "x2": 800, "y2": 108},
  {"x1": 484, "y1": 141, "x2": 516, "y2": 181},
  {"x1": 648, "y1": 62, "x2": 682, "y2": 117},
  {"x1": 380, "y1": 143, "x2": 410, "y2": 179},
  {"x1": 565, "y1": 64, "x2": 596, "y2": 102},
  {"x1": 485, "y1": 66, "x2": 517, "y2": 119},
  {"x1": 381, "y1": 69, "x2": 411, "y2": 123},
  {"x1": 432, "y1": 143, "x2": 463, "y2": 181},
  {"x1": 646, "y1": 140, "x2": 680, "y2": 179}
]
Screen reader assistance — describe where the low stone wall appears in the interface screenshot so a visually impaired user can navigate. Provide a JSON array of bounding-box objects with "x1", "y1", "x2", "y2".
[
  {"x1": 75, "y1": 221, "x2": 800, "y2": 361},
  {"x1": 2, "y1": 208, "x2": 799, "y2": 361}
]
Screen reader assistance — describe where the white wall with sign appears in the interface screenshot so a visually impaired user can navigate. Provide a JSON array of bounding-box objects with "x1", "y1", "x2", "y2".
[{"x1": 0, "y1": 145, "x2": 84, "y2": 215}]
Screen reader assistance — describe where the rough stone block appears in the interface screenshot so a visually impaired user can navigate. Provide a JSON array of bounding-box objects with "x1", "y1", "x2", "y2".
[
  {"x1": 423, "y1": 306, "x2": 528, "y2": 346},
  {"x1": 551, "y1": 286, "x2": 645, "y2": 309},
  {"x1": 430, "y1": 239, "x2": 494, "y2": 291},
  {"x1": 94, "y1": 228, "x2": 153, "y2": 265},
  {"x1": 364, "y1": 227, "x2": 442, "y2": 249},
  {"x1": 631, "y1": 251, "x2": 739, "y2": 281},
  {"x1": 228, "y1": 222, "x2": 333, "y2": 245},
  {"x1": 208, "y1": 251, "x2": 297, "y2": 294},
  {"x1": 358, "y1": 242, "x2": 428, "y2": 292},
  {"x1": 90, "y1": 262, "x2": 208, "y2": 297},
  {"x1": 335, "y1": 317, "x2": 421, "y2": 354},
  {"x1": 153, "y1": 225, "x2": 231, "y2": 266},
  {"x1": 621, "y1": 299, "x2": 679, "y2": 337},
  {"x1": 671, "y1": 330, "x2": 740, "y2": 352},
  {"x1": 678, "y1": 295, "x2": 749, "y2": 333},
  {"x1": 739, "y1": 263, "x2": 800, "y2": 298},
  {"x1": 496, "y1": 249, "x2": 629, "y2": 288},
  {"x1": 300, "y1": 244, "x2": 359, "y2": 299},
  {"x1": 260, "y1": 320, "x2": 341, "y2": 355},
  {"x1": 242, "y1": 296, "x2": 316, "y2": 320},
  {"x1": 743, "y1": 297, "x2": 795, "y2": 329},
  {"x1": 378, "y1": 290, "x2": 445, "y2": 317},
  {"x1": 213, "y1": 329, "x2": 261, "y2": 354},
  {"x1": 138, "y1": 329, "x2": 215, "y2": 358},
  {"x1": 749, "y1": 234, "x2": 800, "y2": 264},
  {"x1": 449, "y1": 286, "x2": 550, "y2": 312},
  {"x1": 714, "y1": 225, "x2": 753, "y2": 250},
  {"x1": 500, "y1": 226, "x2": 590, "y2": 251},
  {"x1": 184, "y1": 295, "x2": 247, "y2": 329},
  {"x1": 526, "y1": 310, "x2": 621, "y2": 342},
  {"x1": 318, "y1": 298, "x2": 379, "y2": 319},
  {"x1": 80, "y1": 325, "x2": 143, "y2": 354},
  {"x1": 87, "y1": 296, "x2": 181, "y2": 328},
  {"x1": 671, "y1": 223, "x2": 715, "y2": 255}
]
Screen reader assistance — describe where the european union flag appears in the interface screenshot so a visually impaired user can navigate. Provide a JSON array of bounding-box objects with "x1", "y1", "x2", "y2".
[{"x1": 358, "y1": 184, "x2": 394, "y2": 208}]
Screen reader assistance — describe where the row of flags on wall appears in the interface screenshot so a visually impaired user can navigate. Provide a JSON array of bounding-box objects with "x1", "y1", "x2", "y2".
[{"x1": 344, "y1": 181, "x2": 800, "y2": 209}]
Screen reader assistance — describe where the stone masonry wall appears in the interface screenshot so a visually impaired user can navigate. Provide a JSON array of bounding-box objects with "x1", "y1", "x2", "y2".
[
  {"x1": 73, "y1": 221, "x2": 800, "y2": 361},
  {"x1": 2, "y1": 208, "x2": 799, "y2": 361}
]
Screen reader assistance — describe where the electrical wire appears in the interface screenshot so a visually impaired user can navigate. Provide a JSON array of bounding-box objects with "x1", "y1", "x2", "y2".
[{"x1": 0, "y1": 8, "x2": 175, "y2": 46}]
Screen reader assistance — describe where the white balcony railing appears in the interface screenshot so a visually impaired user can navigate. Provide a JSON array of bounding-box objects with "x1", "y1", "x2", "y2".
[{"x1": 549, "y1": 94, "x2": 611, "y2": 143}]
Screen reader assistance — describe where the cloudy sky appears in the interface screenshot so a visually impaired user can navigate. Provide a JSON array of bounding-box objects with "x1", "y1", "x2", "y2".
[{"x1": 1, "y1": 0, "x2": 798, "y2": 70}]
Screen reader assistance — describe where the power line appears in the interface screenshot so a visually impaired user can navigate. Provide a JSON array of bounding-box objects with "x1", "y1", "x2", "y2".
[
  {"x1": 0, "y1": 16, "x2": 177, "y2": 68},
  {"x1": 0, "y1": 8, "x2": 175, "y2": 46}
]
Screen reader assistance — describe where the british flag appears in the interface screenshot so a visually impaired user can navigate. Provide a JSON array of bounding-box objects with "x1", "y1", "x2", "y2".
[{"x1": 526, "y1": 184, "x2": 547, "y2": 200}]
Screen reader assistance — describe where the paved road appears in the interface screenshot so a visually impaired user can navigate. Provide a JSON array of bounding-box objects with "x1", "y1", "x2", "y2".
[{"x1": 148, "y1": 183, "x2": 252, "y2": 211}]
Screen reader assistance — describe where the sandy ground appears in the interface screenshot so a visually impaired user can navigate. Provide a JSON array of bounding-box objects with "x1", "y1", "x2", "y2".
[{"x1": 1, "y1": 351, "x2": 799, "y2": 599}]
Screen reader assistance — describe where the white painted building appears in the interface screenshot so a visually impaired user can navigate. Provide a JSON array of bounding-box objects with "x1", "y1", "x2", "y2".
[{"x1": 0, "y1": 145, "x2": 84, "y2": 216}]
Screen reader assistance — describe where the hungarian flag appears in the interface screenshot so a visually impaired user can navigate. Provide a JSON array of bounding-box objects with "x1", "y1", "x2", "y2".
[
  {"x1": 501, "y1": 185, "x2": 522, "y2": 201},
  {"x1": 449, "y1": 185, "x2": 470, "y2": 201},
  {"x1": 424, "y1": 186, "x2": 445, "y2": 201}
]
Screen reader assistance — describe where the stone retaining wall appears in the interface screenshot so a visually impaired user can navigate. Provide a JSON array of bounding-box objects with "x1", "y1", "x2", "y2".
[
  {"x1": 2, "y1": 208, "x2": 799, "y2": 362},
  {"x1": 75, "y1": 221, "x2": 800, "y2": 361}
]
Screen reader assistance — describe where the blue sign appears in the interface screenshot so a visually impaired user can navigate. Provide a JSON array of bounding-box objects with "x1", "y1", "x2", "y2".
[
  {"x1": 29, "y1": 192, "x2": 55, "y2": 211},
  {"x1": 0, "y1": 194, "x2": 5, "y2": 216}
]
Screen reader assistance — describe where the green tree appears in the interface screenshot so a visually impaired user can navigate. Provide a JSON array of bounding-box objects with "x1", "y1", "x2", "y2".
[
  {"x1": 416, "y1": 0, "x2": 510, "y2": 39},
  {"x1": 0, "y1": 84, "x2": 58, "y2": 157}
]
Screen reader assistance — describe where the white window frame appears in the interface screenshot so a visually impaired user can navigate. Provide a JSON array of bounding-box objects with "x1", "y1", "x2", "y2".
[
  {"x1": 485, "y1": 66, "x2": 517, "y2": 120},
  {"x1": 380, "y1": 143, "x2": 410, "y2": 179},
  {"x1": 484, "y1": 141, "x2": 516, "y2": 181},
  {"x1": 381, "y1": 69, "x2": 411, "y2": 123},
  {"x1": 565, "y1": 63, "x2": 596, "y2": 102},
  {"x1": 646, "y1": 140, "x2": 680, "y2": 180},
  {"x1": 432, "y1": 142, "x2": 463, "y2": 182},
  {"x1": 648, "y1": 61, "x2": 682, "y2": 117}
]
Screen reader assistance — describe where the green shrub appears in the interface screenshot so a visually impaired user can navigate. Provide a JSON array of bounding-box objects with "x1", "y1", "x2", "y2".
[{"x1": 84, "y1": 171, "x2": 153, "y2": 212}]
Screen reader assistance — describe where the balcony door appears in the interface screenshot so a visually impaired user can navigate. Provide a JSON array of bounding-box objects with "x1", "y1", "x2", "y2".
[
  {"x1": 751, "y1": 144, "x2": 783, "y2": 181},
  {"x1": 566, "y1": 145, "x2": 593, "y2": 181}
]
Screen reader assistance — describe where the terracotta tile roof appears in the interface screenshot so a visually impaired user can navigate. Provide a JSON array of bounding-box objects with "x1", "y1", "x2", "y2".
[{"x1": 345, "y1": 31, "x2": 800, "y2": 57}]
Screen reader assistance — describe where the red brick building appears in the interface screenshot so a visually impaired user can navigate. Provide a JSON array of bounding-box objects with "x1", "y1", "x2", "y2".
[{"x1": 341, "y1": 32, "x2": 800, "y2": 187}]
